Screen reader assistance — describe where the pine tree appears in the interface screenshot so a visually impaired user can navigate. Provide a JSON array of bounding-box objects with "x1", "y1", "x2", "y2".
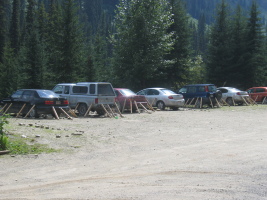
[
  {"x1": 10, "y1": 0, "x2": 21, "y2": 54},
  {"x1": 59, "y1": 0, "x2": 86, "y2": 83},
  {"x1": 0, "y1": 0, "x2": 9, "y2": 63},
  {"x1": 112, "y1": 0, "x2": 173, "y2": 90},
  {"x1": 243, "y1": 1, "x2": 267, "y2": 88},
  {"x1": 165, "y1": 0, "x2": 191, "y2": 89},
  {"x1": 206, "y1": 0, "x2": 232, "y2": 86}
]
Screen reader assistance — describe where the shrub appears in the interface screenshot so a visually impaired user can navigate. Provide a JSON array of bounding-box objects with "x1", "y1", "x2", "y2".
[{"x1": 0, "y1": 115, "x2": 9, "y2": 150}]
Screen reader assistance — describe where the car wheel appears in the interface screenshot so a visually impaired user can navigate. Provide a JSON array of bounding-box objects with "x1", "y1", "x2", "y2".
[
  {"x1": 156, "y1": 101, "x2": 165, "y2": 110},
  {"x1": 29, "y1": 107, "x2": 39, "y2": 118},
  {"x1": 78, "y1": 103, "x2": 87, "y2": 116},
  {"x1": 226, "y1": 98, "x2": 233, "y2": 106}
]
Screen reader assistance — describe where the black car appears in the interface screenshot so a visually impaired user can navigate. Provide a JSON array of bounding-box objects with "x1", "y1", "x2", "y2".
[
  {"x1": 1, "y1": 89, "x2": 69, "y2": 118},
  {"x1": 178, "y1": 84, "x2": 222, "y2": 107}
]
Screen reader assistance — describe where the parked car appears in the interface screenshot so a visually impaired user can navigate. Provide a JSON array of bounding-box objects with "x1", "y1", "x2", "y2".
[
  {"x1": 217, "y1": 87, "x2": 249, "y2": 106},
  {"x1": 177, "y1": 84, "x2": 222, "y2": 107},
  {"x1": 114, "y1": 88, "x2": 147, "y2": 111},
  {"x1": 136, "y1": 88, "x2": 184, "y2": 110},
  {"x1": 1, "y1": 89, "x2": 69, "y2": 118},
  {"x1": 246, "y1": 87, "x2": 267, "y2": 103},
  {"x1": 52, "y1": 82, "x2": 116, "y2": 116}
]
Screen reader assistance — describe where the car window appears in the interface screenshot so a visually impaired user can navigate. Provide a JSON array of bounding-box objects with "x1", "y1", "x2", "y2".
[
  {"x1": 73, "y1": 86, "x2": 88, "y2": 94},
  {"x1": 115, "y1": 90, "x2": 120, "y2": 96},
  {"x1": 198, "y1": 86, "x2": 205, "y2": 92},
  {"x1": 53, "y1": 85, "x2": 64, "y2": 94},
  {"x1": 208, "y1": 85, "x2": 217, "y2": 92},
  {"x1": 179, "y1": 87, "x2": 187, "y2": 93},
  {"x1": 247, "y1": 89, "x2": 254, "y2": 93},
  {"x1": 11, "y1": 90, "x2": 23, "y2": 99},
  {"x1": 98, "y1": 84, "x2": 115, "y2": 96},
  {"x1": 120, "y1": 89, "x2": 136, "y2": 96},
  {"x1": 256, "y1": 88, "x2": 265, "y2": 93},
  {"x1": 161, "y1": 89, "x2": 175, "y2": 95},
  {"x1": 147, "y1": 89, "x2": 159, "y2": 95},
  {"x1": 218, "y1": 88, "x2": 228, "y2": 93},
  {"x1": 188, "y1": 87, "x2": 196, "y2": 93},
  {"x1": 64, "y1": 86, "x2": 70, "y2": 94},
  {"x1": 21, "y1": 91, "x2": 34, "y2": 100},
  {"x1": 37, "y1": 90, "x2": 59, "y2": 98},
  {"x1": 89, "y1": 84, "x2": 96, "y2": 94},
  {"x1": 137, "y1": 90, "x2": 146, "y2": 95}
]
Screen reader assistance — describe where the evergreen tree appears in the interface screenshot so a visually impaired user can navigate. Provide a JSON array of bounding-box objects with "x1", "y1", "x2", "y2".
[
  {"x1": 228, "y1": 5, "x2": 247, "y2": 88},
  {"x1": 59, "y1": 0, "x2": 86, "y2": 82},
  {"x1": 10, "y1": 0, "x2": 21, "y2": 54},
  {"x1": 165, "y1": 0, "x2": 191, "y2": 88},
  {"x1": 243, "y1": 1, "x2": 267, "y2": 88},
  {"x1": 0, "y1": 43, "x2": 18, "y2": 98},
  {"x1": 0, "y1": 0, "x2": 9, "y2": 63},
  {"x1": 112, "y1": 0, "x2": 173, "y2": 90},
  {"x1": 206, "y1": 0, "x2": 232, "y2": 86}
]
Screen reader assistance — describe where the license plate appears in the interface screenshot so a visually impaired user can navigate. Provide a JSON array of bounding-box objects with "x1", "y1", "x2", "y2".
[{"x1": 56, "y1": 101, "x2": 61, "y2": 105}]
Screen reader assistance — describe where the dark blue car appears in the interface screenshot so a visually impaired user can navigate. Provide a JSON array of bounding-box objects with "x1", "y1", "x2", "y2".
[{"x1": 178, "y1": 84, "x2": 222, "y2": 107}]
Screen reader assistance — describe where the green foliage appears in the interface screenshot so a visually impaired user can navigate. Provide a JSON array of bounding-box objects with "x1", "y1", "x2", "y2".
[
  {"x1": 112, "y1": 0, "x2": 174, "y2": 90},
  {"x1": 7, "y1": 136, "x2": 59, "y2": 154},
  {"x1": 0, "y1": 115, "x2": 9, "y2": 151}
]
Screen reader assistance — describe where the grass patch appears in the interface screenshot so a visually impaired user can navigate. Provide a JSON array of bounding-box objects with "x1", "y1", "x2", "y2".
[{"x1": 7, "y1": 134, "x2": 60, "y2": 155}]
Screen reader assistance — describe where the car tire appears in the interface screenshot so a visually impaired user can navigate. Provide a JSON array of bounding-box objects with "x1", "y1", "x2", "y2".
[
  {"x1": 78, "y1": 103, "x2": 87, "y2": 116},
  {"x1": 156, "y1": 101, "x2": 165, "y2": 110},
  {"x1": 29, "y1": 107, "x2": 39, "y2": 118},
  {"x1": 226, "y1": 98, "x2": 233, "y2": 106}
]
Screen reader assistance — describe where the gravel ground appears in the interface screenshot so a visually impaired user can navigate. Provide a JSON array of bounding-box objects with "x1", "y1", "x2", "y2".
[{"x1": 0, "y1": 105, "x2": 267, "y2": 200}]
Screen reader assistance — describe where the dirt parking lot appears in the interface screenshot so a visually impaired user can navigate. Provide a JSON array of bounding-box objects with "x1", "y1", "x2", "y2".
[{"x1": 0, "y1": 105, "x2": 267, "y2": 200}]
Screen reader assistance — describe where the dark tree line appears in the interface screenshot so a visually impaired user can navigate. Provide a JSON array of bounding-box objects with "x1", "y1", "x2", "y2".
[{"x1": 0, "y1": 0, "x2": 266, "y2": 98}]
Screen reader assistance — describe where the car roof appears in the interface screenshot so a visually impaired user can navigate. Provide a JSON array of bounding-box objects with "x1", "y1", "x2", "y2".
[
  {"x1": 114, "y1": 88, "x2": 130, "y2": 90},
  {"x1": 184, "y1": 84, "x2": 215, "y2": 86},
  {"x1": 141, "y1": 88, "x2": 166, "y2": 90}
]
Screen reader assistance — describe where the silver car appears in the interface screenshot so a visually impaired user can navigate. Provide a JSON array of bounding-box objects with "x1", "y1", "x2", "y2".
[
  {"x1": 217, "y1": 87, "x2": 249, "y2": 106},
  {"x1": 136, "y1": 88, "x2": 184, "y2": 110}
]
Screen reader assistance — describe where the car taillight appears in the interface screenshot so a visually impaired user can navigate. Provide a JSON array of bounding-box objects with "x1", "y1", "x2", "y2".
[
  {"x1": 45, "y1": 100, "x2": 54, "y2": 105},
  {"x1": 95, "y1": 98, "x2": 98, "y2": 104},
  {"x1": 236, "y1": 92, "x2": 241, "y2": 95},
  {"x1": 63, "y1": 100, "x2": 69, "y2": 105},
  {"x1": 205, "y1": 86, "x2": 209, "y2": 92},
  {"x1": 168, "y1": 96, "x2": 174, "y2": 99}
]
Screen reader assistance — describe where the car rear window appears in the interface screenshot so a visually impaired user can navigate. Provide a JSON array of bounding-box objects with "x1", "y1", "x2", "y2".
[
  {"x1": 37, "y1": 90, "x2": 59, "y2": 98},
  {"x1": 98, "y1": 84, "x2": 115, "y2": 96},
  {"x1": 120, "y1": 89, "x2": 136, "y2": 96},
  {"x1": 161, "y1": 89, "x2": 176, "y2": 95}
]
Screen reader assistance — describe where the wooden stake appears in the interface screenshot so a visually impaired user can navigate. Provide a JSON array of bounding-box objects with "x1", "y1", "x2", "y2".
[
  {"x1": 209, "y1": 97, "x2": 213, "y2": 108},
  {"x1": 52, "y1": 106, "x2": 59, "y2": 120},
  {"x1": 24, "y1": 105, "x2": 35, "y2": 118},
  {"x1": 101, "y1": 104, "x2": 111, "y2": 117},
  {"x1": 215, "y1": 97, "x2": 221, "y2": 107},
  {"x1": 16, "y1": 103, "x2": 26, "y2": 117},
  {"x1": 134, "y1": 101, "x2": 140, "y2": 114},
  {"x1": 59, "y1": 107, "x2": 72, "y2": 119},
  {"x1": 114, "y1": 102, "x2": 123, "y2": 117},
  {"x1": 0, "y1": 104, "x2": 7, "y2": 113},
  {"x1": 139, "y1": 103, "x2": 151, "y2": 114},
  {"x1": 3, "y1": 103, "x2": 12, "y2": 114},
  {"x1": 84, "y1": 103, "x2": 93, "y2": 117},
  {"x1": 122, "y1": 99, "x2": 127, "y2": 113}
]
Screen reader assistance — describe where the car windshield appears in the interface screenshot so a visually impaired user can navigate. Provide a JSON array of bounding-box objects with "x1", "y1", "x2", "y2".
[
  {"x1": 120, "y1": 89, "x2": 136, "y2": 96},
  {"x1": 208, "y1": 85, "x2": 217, "y2": 92},
  {"x1": 160, "y1": 89, "x2": 176, "y2": 95},
  {"x1": 229, "y1": 88, "x2": 241, "y2": 92},
  {"x1": 37, "y1": 90, "x2": 59, "y2": 98}
]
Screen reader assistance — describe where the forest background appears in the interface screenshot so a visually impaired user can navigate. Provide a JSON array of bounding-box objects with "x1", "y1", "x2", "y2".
[{"x1": 0, "y1": 0, "x2": 267, "y2": 98}]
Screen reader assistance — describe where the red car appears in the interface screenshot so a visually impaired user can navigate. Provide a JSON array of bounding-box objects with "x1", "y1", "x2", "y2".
[
  {"x1": 114, "y1": 88, "x2": 148, "y2": 112},
  {"x1": 246, "y1": 87, "x2": 267, "y2": 103}
]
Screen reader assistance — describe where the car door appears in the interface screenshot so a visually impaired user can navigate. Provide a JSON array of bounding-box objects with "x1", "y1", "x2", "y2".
[
  {"x1": 146, "y1": 89, "x2": 160, "y2": 106},
  {"x1": 255, "y1": 88, "x2": 266, "y2": 101}
]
